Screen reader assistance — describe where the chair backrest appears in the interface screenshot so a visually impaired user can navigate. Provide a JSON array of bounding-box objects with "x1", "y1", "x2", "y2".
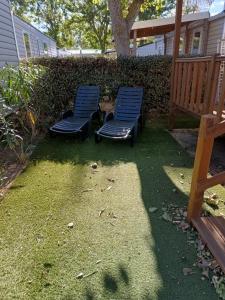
[
  {"x1": 74, "y1": 85, "x2": 100, "y2": 118},
  {"x1": 114, "y1": 87, "x2": 144, "y2": 122}
]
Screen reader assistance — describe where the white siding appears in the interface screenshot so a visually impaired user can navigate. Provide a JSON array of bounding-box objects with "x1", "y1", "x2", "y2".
[
  {"x1": 13, "y1": 15, "x2": 57, "y2": 59},
  {"x1": 166, "y1": 36, "x2": 173, "y2": 55},
  {"x1": 137, "y1": 37, "x2": 164, "y2": 56},
  {"x1": 0, "y1": 0, "x2": 18, "y2": 67},
  {"x1": 207, "y1": 17, "x2": 225, "y2": 55},
  {"x1": 137, "y1": 43, "x2": 156, "y2": 56}
]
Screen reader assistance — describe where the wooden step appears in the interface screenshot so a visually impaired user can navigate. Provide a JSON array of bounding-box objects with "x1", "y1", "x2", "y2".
[{"x1": 192, "y1": 216, "x2": 225, "y2": 273}]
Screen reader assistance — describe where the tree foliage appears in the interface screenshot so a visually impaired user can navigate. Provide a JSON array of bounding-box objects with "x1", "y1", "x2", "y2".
[
  {"x1": 11, "y1": 0, "x2": 75, "y2": 48},
  {"x1": 139, "y1": 0, "x2": 175, "y2": 20},
  {"x1": 11, "y1": 0, "x2": 213, "y2": 53},
  {"x1": 66, "y1": 0, "x2": 111, "y2": 52}
]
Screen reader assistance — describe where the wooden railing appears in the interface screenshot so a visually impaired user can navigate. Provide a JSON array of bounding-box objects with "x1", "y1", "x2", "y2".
[
  {"x1": 187, "y1": 115, "x2": 225, "y2": 221},
  {"x1": 187, "y1": 114, "x2": 225, "y2": 272},
  {"x1": 172, "y1": 55, "x2": 225, "y2": 121}
]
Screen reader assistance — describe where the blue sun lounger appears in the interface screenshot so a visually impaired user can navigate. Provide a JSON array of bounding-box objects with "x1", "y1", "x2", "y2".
[
  {"x1": 95, "y1": 87, "x2": 143, "y2": 146},
  {"x1": 50, "y1": 85, "x2": 100, "y2": 139}
]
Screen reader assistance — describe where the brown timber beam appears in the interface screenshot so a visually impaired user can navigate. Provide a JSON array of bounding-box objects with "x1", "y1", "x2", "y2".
[{"x1": 169, "y1": 0, "x2": 183, "y2": 129}]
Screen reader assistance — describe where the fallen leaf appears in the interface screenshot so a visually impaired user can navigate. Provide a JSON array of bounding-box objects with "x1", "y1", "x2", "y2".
[
  {"x1": 162, "y1": 212, "x2": 172, "y2": 222},
  {"x1": 82, "y1": 188, "x2": 93, "y2": 193},
  {"x1": 178, "y1": 221, "x2": 190, "y2": 231},
  {"x1": 67, "y1": 222, "x2": 74, "y2": 228},
  {"x1": 149, "y1": 207, "x2": 158, "y2": 213},
  {"x1": 183, "y1": 267, "x2": 193, "y2": 276},
  {"x1": 76, "y1": 272, "x2": 84, "y2": 279},
  {"x1": 91, "y1": 163, "x2": 98, "y2": 169},
  {"x1": 202, "y1": 268, "x2": 209, "y2": 278},
  {"x1": 108, "y1": 212, "x2": 117, "y2": 218},
  {"x1": 99, "y1": 209, "x2": 105, "y2": 217},
  {"x1": 83, "y1": 270, "x2": 98, "y2": 278},
  {"x1": 211, "y1": 193, "x2": 218, "y2": 199},
  {"x1": 107, "y1": 178, "x2": 115, "y2": 183}
]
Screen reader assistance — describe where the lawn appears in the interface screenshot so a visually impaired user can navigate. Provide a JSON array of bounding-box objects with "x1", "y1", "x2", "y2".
[{"x1": 0, "y1": 124, "x2": 223, "y2": 300}]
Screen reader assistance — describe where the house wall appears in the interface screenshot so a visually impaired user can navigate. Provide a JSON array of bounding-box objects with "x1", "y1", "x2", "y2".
[
  {"x1": 165, "y1": 14, "x2": 225, "y2": 56},
  {"x1": 137, "y1": 37, "x2": 164, "y2": 56},
  {"x1": 0, "y1": 0, "x2": 18, "y2": 67},
  {"x1": 13, "y1": 15, "x2": 57, "y2": 59},
  {"x1": 188, "y1": 23, "x2": 205, "y2": 54},
  {"x1": 137, "y1": 43, "x2": 157, "y2": 56},
  {"x1": 207, "y1": 14, "x2": 225, "y2": 55},
  {"x1": 165, "y1": 36, "x2": 173, "y2": 55}
]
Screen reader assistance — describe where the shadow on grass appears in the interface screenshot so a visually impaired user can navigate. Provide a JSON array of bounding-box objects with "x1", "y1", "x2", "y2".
[{"x1": 31, "y1": 127, "x2": 217, "y2": 300}]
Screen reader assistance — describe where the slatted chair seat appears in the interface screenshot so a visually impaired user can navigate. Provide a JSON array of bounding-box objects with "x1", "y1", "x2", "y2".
[
  {"x1": 95, "y1": 87, "x2": 143, "y2": 146},
  {"x1": 50, "y1": 117, "x2": 89, "y2": 133},
  {"x1": 98, "y1": 120, "x2": 136, "y2": 139},
  {"x1": 50, "y1": 85, "x2": 100, "y2": 138}
]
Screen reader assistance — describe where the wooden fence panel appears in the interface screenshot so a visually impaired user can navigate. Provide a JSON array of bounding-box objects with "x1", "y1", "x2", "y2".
[{"x1": 172, "y1": 56, "x2": 225, "y2": 119}]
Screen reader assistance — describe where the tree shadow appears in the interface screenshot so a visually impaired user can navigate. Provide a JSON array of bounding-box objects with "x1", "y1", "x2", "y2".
[{"x1": 30, "y1": 126, "x2": 218, "y2": 300}]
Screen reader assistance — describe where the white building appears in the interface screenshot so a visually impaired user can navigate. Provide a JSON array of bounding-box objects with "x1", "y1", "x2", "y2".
[{"x1": 0, "y1": 0, "x2": 57, "y2": 68}]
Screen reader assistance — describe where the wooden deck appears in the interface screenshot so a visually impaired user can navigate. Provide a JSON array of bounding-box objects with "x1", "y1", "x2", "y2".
[
  {"x1": 192, "y1": 216, "x2": 225, "y2": 273},
  {"x1": 171, "y1": 56, "x2": 225, "y2": 121}
]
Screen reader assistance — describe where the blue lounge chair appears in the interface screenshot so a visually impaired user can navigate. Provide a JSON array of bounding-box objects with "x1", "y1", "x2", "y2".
[
  {"x1": 50, "y1": 85, "x2": 100, "y2": 139},
  {"x1": 95, "y1": 87, "x2": 143, "y2": 146}
]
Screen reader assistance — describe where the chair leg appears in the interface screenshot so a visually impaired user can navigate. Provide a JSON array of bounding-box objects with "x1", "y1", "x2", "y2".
[
  {"x1": 49, "y1": 130, "x2": 56, "y2": 138},
  {"x1": 81, "y1": 124, "x2": 89, "y2": 141},
  {"x1": 130, "y1": 135, "x2": 134, "y2": 147},
  {"x1": 95, "y1": 133, "x2": 102, "y2": 144}
]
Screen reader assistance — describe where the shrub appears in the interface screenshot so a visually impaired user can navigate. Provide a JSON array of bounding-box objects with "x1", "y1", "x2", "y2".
[
  {"x1": 27, "y1": 56, "x2": 172, "y2": 119},
  {"x1": 0, "y1": 63, "x2": 45, "y2": 161}
]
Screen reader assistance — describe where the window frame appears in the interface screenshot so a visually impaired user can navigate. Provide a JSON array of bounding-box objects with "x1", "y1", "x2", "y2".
[
  {"x1": 23, "y1": 31, "x2": 32, "y2": 58},
  {"x1": 191, "y1": 28, "x2": 203, "y2": 55},
  {"x1": 43, "y1": 42, "x2": 48, "y2": 55},
  {"x1": 179, "y1": 35, "x2": 185, "y2": 54}
]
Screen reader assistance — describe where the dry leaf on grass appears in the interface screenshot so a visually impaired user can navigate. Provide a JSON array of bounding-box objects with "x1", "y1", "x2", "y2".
[
  {"x1": 67, "y1": 222, "x2": 74, "y2": 228},
  {"x1": 161, "y1": 212, "x2": 172, "y2": 222},
  {"x1": 107, "y1": 178, "x2": 115, "y2": 183},
  {"x1": 82, "y1": 188, "x2": 93, "y2": 193},
  {"x1": 99, "y1": 209, "x2": 105, "y2": 217},
  {"x1": 149, "y1": 207, "x2": 158, "y2": 213},
  {"x1": 183, "y1": 267, "x2": 193, "y2": 276}
]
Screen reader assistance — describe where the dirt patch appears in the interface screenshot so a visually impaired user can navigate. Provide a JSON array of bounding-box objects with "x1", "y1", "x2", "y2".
[
  {"x1": 0, "y1": 148, "x2": 27, "y2": 198},
  {"x1": 0, "y1": 134, "x2": 43, "y2": 198},
  {"x1": 170, "y1": 128, "x2": 225, "y2": 177}
]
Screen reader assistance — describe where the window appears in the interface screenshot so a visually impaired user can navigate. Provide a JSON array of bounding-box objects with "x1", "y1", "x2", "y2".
[
  {"x1": 23, "y1": 33, "x2": 31, "y2": 58},
  {"x1": 37, "y1": 40, "x2": 40, "y2": 56},
  {"x1": 179, "y1": 37, "x2": 184, "y2": 54},
  {"x1": 43, "y1": 42, "x2": 48, "y2": 55},
  {"x1": 191, "y1": 31, "x2": 201, "y2": 55}
]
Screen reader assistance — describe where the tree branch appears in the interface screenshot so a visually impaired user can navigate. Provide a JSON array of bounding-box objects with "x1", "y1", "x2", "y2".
[
  {"x1": 126, "y1": 0, "x2": 145, "y2": 29},
  {"x1": 108, "y1": 0, "x2": 124, "y2": 23}
]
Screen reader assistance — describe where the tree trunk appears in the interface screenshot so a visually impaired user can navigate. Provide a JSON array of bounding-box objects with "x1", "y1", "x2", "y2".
[
  {"x1": 108, "y1": 0, "x2": 130, "y2": 56},
  {"x1": 108, "y1": 0, "x2": 144, "y2": 57}
]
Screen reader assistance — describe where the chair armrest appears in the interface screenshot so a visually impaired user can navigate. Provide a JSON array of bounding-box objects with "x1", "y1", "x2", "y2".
[
  {"x1": 62, "y1": 110, "x2": 73, "y2": 119},
  {"x1": 104, "y1": 112, "x2": 114, "y2": 123}
]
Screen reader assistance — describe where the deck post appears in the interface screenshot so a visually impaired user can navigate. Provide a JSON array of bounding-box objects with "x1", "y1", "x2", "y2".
[
  {"x1": 184, "y1": 25, "x2": 189, "y2": 54},
  {"x1": 133, "y1": 29, "x2": 137, "y2": 56},
  {"x1": 164, "y1": 34, "x2": 167, "y2": 55},
  {"x1": 204, "y1": 54, "x2": 217, "y2": 114},
  {"x1": 187, "y1": 115, "x2": 216, "y2": 222},
  {"x1": 168, "y1": 0, "x2": 183, "y2": 129}
]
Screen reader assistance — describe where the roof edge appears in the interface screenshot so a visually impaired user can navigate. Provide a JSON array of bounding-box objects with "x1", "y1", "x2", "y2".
[{"x1": 13, "y1": 14, "x2": 56, "y2": 43}]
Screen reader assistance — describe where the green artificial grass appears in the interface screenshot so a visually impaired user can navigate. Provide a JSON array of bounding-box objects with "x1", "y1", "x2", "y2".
[{"x1": 0, "y1": 126, "x2": 222, "y2": 300}]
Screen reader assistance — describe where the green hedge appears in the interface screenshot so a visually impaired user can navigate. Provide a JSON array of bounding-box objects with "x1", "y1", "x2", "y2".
[{"x1": 27, "y1": 56, "x2": 172, "y2": 119}]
